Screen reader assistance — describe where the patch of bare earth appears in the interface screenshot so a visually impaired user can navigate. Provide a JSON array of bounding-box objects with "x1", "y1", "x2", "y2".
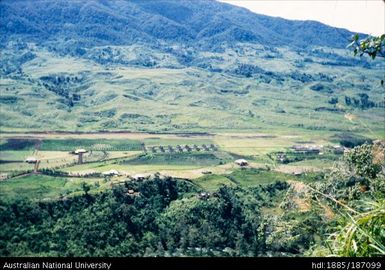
[
  {"x1": 285, "y1": 181, "x2": 312, "y2": 212},
  {"x1": 372, "y1": 140, "x2": 385, "y2": 166},
  {"x1": 318, "y1": 199, "x2": 335, "y2": 220},
  {"x1": 287, "y1": 180, "x2": 335, "y2": 220}
]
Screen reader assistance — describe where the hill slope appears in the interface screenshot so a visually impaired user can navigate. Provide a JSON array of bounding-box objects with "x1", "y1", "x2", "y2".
[{"x1": 0, "y1": 0, "x2": 384, "y2": 136}]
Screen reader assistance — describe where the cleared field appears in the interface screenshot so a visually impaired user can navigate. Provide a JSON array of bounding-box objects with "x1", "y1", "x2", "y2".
[
  {"x1": 0, "y1": 132, "x2": 344, "y2": 183},
  {"x1": 143, "y1": 137, "x2": 214, "y2": 147},
  {"x1": 0, "y1": 174, "x2": 66, "y2": 202},
  {"x1": 40, "y1": 139, "x2": 142, "y2": 151},
  {"x1": 193, "y1": 174, "x2": 236, "y2": 191},
  {"x1": 0, "y1": 131, "x2": 331, "y2": 202},
  {"x1": 0, "y1": 174, "x2": 107, "y2": 202},
  {"x1": 226, "y1": 168, "x2": 293, "y2": 187},
  {"x1": 2, "y1": 39, "x2": 385, "y2": 136},
  {"x1": 192, "y1": 167, "x2": 322, "y2": 191},
  {"x1": 214, "y1": 133, "x2": 330, "y2": 156},
  {"x1": 0, "y1": 137, "x2": 142, "y2": 151},
  {"x1": 0, "y1": 151, "x2": 76, "y2": 172},
  {"x1": 123, "y1": 152, "x2": 225, "y2": 166},
  {"x1": 0, "y1": 162, "x2": 36, "y2": 172},
  {"x1": 0, "y1": 151, "x2": 34, "y2": 161},
  {"x1": 64, "y1": 162, "x2": 203, "y2": 175}
]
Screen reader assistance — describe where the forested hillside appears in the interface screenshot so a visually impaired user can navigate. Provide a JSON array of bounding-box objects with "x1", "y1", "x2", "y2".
[{"x1": 0, "y1": 0, "x2": 353, "y2": 50}]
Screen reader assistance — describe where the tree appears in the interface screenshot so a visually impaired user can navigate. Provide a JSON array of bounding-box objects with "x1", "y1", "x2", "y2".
[
  {"x1": 349, "y1": 34, "x2": 385, "y2": 85},
  {"x1": 81, "y1": 182, "x2": 91, "y2": 196},
  {"x1": 349, "y1": 34, "x2": 385, "y2": 60},
  {"x1": 328, "y1": 97, "x2": 338, "y2": 105},
  {"x1": 310, "y1": 141, "x2": 385, "y2": 257},
  {"x1": 346, "y1": 143, "x2": 381, "y2": 179}
]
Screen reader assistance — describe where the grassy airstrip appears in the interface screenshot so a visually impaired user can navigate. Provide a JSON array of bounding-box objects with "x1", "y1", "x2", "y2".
[{"x1": 0, "y1": 130, "x2": 354, "y2": 201}]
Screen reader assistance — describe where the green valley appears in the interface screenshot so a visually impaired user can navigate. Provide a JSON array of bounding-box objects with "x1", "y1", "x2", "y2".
[{"x1": 0, "y1": 0, "x2": 384, "y2": 259}]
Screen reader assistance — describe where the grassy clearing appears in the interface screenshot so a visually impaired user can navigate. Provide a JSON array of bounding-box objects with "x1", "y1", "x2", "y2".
[
  {"x1": 0, "y1": 174, "x2": 106, "y2": 202},
  {"x1": 274, "y1": 159, "x2": 335, "y2": 176},
  {"x1": 0, "y1": 175, "x2": 67, "y2": 202},
  {"x1": 288, "y1": 159, "x2": 336, "y2": 168},
  {"x1": 39, "y1": 139, "x2": 142, "y2": 151},
  {"x1": 214, "y1": 133, "x2": 329, "y2": 156},
  {"x1": 0, "y1": 151, "x2": 34, "y2": 161},
  {"x1": 123, "y1": 152, "x2": 225, "y2": 166},
  {"x1": 0, "y1": 151, "x2": 78, "y2": 172},
  {"x1": 143, "y1": 137, "x2": 213, "y2": 147},
  {"x1": 0, "y1": 162, "x2": 33, "y2": 173},
  {"x1": 226, "y1": 168, "x2": 294, "y2": 187},
  {"x1": 193, "y1": 174, "x2": 236, "y2": 191},
  {"x1": 0, "y1": 137, "x2": 143, "y2": 152},
  {"x1": 193, "y1": 167, "x2": 324, "y2": 191},
  {"x1": 63, "y1": 162, "x2": 201, "y2": 175}
]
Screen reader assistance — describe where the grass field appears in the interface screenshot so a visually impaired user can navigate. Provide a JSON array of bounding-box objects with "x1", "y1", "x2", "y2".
[
  {"x1": 143, "y1": 137, "x2": 214, "y2": 147},
  {"x1": 0, "y1": 174, "x2": 117, "y2": 201},
  {"x1": 226, "y1": 168, "x2": 293, "y2": 187},
  {"x1": 0, "y1": 174, "x2": 67, "y2": 202},
  {"x1": 0, "y1": 150, "x2": 34, "y2": 161},
  {"x1": 192, "y1": 167, "x2": 324, "y2": 191},
  {"x1": 0, "y1": 131, "x2": 345, "y2": 178},
  {"x1": 193, "y1": 174, "x2": 236, "y2": 191},
  {"x1": 0, "y1": 138, "x2": 143, "y2": 151},
  {"x1": 39, "y1": 139, "x2": 142, "y2": 151},
  {"x1": 63, "y1": 162, "x2": 204, "y2": 177},
  {"x1": 0, "y1": 174, "x2": 112, "y2": 202},
  {"x1": 123, "y1": 152, "x2": 225, "y2": 166},
  {"x1": 0, "y1": 131, "x2": 365, "y2": 201}
]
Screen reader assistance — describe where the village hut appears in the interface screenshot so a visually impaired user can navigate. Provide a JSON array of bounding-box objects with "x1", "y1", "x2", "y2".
[
  {"x1": 73, "y1": 149, "x2": 87, "y2": 164},
  {"x1": 235, "y1": 159, "x2": 248, "y2": 167}
]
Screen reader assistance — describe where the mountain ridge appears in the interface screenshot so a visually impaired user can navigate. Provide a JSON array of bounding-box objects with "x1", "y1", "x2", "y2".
[{"x1": 1, "y1": 0, "x2": 355, "y2": 51}]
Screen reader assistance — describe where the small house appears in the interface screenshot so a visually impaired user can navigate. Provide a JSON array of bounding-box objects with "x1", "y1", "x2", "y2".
[
  {"x1": 74, "y1": 149, "x2": 87, "y2": 154},
  {"x1": 292, "y1": 145, "x2": 321, "y2": 154},
  {"x1": 198, "y1": 192, "x2": 211, "y2": 200},
  {"x1": 73, "y1": 149, "x2": 87, "y2": 164},
  {"x1": 276, "y1": 153, "x2": 287, "y2": 163},
  {"x1": 127, "y1": 189, "x2": 140, "y2": 196},
  {"x1": 25, "y1": 156, "x2": 38, "y2": 163},
  {"x1": 235, "y1": 159, "x2": 248, "y2": 167},
  {"x1": 133, "y1": 174, "x2": 146, "y2": 181}
]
